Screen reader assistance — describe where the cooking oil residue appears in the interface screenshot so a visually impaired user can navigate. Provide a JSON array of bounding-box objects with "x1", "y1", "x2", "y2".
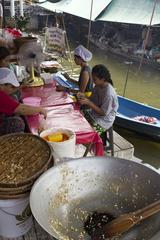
[{"x1": 84, "y1": 211, "x2": 115, "y2": 236}]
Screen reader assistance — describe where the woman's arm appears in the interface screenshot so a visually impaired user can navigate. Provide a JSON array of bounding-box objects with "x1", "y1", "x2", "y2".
[
  {"x1": 57, "y1": 70, "x2": 89, "y2": 93},
  {"x1": 14, "y1": 104, "x2": 47, "y2": 118},
  {"x1": 63, "y1": 73, "x2": 78, "y2": 85},
  {"x1": 78, "y1": 97, "x2": 105, "y2": 116},
  {"x1": 79, "y1": 71, "x2": 89, "y2": 93}
]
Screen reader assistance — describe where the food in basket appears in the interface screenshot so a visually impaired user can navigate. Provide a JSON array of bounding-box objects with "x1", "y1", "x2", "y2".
[
  {"x1": 0, "y1": 133, "x2": 52, "y2": 186},
  {"x1": 41, "y1": 61, "x2": 62, "y2": 69},
  {"x1": 43, "y1": 132, "x2": 69, "y2": 142}
]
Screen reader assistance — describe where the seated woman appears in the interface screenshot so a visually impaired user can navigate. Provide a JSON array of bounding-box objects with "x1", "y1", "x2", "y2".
[
  {"x1": 57, "y1": 45, "x2": 93, "y2": 95},
  {"x1": 0, "y1": 46, "x2": 17, "y2": 70},
  {"x1": 0, "y1": 68, "x2": 46, "y2": 135},
  {"x1": 0, "y1": 46, "x2": 22, "y2": 101},
  {"x1": 77, "y1": 64, "x2": 118, "y2": 135}
]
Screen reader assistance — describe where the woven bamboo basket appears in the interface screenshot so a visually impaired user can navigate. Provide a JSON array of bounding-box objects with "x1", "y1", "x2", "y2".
[
  {"x1": 0, "y1": 182, "x2": 32, "y2": 194},
  {"x1": 14, "y1": 37, "x2": 37, "y2": 51},
  {"x1": 0, "y1": 157, "x2": 53, "y2": 196},
  {"x1": 0, "y1": 133, "x2": 53, "y2": 190},
  {"x1": 0, "y1": 191, "x2": 30, "y2": 199}
]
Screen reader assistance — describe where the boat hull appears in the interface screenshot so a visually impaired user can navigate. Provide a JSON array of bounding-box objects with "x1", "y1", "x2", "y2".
[{"x1": 115, "y1": 96, "x2": 160, "y2": 141}]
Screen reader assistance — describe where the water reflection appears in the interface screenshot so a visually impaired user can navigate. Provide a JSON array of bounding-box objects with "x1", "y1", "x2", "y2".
[
  {"x1": 114, "y1": 126, "x2": 160, "y2": 168},
  {"x1": 90, "y1": 47, "x2": 160, "y2": 108}
]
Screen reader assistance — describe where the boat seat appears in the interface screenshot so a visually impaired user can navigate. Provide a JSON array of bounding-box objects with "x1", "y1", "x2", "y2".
[{"x1": 102, "y1": 126, "x2": 114, "y2": 156}]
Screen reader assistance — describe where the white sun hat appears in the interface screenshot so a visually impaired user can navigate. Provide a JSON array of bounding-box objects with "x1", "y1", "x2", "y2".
[
  {"x1": 0, "y1": 67, "x2": 20, "y2": 87},
  {"x1": 74, "y1": 45, "x2": 92, "y2": 62}
]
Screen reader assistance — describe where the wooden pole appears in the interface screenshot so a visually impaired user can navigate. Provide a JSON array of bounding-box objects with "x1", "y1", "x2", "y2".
[
  {"x1": 61, "y1": 13, "x2": 73, "y2": 74},
  {"x1": 19, "y1": 0, "x2": 24, "y2": 17},
  {"x1": 138, "y1": 0, "x2": 158, "y2": 72},
  {"x1": 10, "y1": 0, "x2": 15, "y2": 17},
  {"x1": 123, "y1": 61, "x2": 132, "y2": 97},
  {"x1": 1, "y1": 0, "x2": 5, "y2": 28},
  {"x1": 87, "y1": 0, "x2": 94, "y2": 49},
  {"x1": 45, "y1": 14, "x2": 49, "y2": 27},
  {"x1": 43, "y1": 15, "x2": 49, "y2": 51}
]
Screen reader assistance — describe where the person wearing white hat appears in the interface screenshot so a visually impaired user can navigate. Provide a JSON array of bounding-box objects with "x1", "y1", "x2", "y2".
[
  {"x1": 0, "y1": 46, "x2": 22, "y2": 101},
  {"x1": 57, "y1": 45, "x2": 93, "y2": 95},
  {"x1": 0, "y1": 68, "x2": 47, "y2": 135},
  {"x1": 74, "y1": 45, "x2": 92, "y2": 62}
]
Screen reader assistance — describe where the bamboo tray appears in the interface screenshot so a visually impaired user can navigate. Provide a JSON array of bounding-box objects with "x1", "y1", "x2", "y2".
[
  {"x1": 0, "y1": 191, "x2": 30, "y2": 199},
  {"x1": 0, "y1": 158, "x2": 53, "y2": 196},
  {"x1": 0, "y1": 133, "x2": 53, "y2": 188}
]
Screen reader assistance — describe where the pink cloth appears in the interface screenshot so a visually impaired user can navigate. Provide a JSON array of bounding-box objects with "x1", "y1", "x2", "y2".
[
  {"x1": 21, "y1": 83, "x2": 74, "y2": 107},
  {"x1": 26, "y1": 104, "x2": 104, "y2": 156}
]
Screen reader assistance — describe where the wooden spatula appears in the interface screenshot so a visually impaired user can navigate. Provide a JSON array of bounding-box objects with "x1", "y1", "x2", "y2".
[{"x1": 91, "y1": 199, "x2": 160, "y2": 240}]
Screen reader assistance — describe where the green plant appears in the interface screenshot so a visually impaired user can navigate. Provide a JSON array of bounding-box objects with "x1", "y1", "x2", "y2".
[{"x1": 15, "y1": 15, "x2": 30, "y2": 31}]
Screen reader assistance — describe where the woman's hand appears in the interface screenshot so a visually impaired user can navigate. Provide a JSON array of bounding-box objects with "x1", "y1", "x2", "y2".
[
  {"x1": 62, "y1": 72, "x2": 70, "y2": 80},
  {"x1": 77, "y1": 92, "x2": 85, "y2": 100},
  {"x1": 56, "y1": 85, "x2": 66, "y2": 91},
  {"x1": 39, "y1": 107, "x2": 47, "y2": 119},
  {"x1": 78, "y1": 97, "x2": 91, "y2": 106},
  {"x1": 77, "y1": 92, "x2": 91, "y2": 105}
]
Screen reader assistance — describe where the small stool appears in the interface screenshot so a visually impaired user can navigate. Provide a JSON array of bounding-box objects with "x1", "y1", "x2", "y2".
[{"x1": 102, "y1": 126, "x2": 114, "y2": 156}]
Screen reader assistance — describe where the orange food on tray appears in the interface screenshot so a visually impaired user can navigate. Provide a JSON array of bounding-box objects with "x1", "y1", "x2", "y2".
[{"x1": 43, "y1": 132, "x2": 69, "y2": 142}]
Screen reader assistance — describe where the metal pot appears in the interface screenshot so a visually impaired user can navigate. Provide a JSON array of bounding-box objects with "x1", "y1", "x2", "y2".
[{"x1": 30, "y1": 157, "x2": 160, "y2": 240}]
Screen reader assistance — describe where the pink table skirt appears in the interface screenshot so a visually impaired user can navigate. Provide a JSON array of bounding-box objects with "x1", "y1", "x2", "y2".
[
  {"x1": 21, "y1": 83, "x2": 74, "y2": 107},
  {"x1": 26, "y1": 104, "x2": 104, "y2": 156}
]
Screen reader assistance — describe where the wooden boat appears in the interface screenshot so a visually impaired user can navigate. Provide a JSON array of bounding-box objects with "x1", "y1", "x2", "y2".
[
  {"x1": 89, "y1": 36, "x2": 160, "y2": 71},
  {"x1": 115, "y1": 96, "x2": 160, "y2": 140}
]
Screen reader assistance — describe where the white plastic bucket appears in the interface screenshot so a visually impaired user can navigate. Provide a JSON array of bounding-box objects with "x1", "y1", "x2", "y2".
[
  {"x1": 23, "y1": 97, "x2": 41, "y2": 106},
  {"x1": 0, "y1": 197, "x2": 33, "y2": 238},
  {"x1": 40, "y1": 128, "x2": 76, "y2": 161}
]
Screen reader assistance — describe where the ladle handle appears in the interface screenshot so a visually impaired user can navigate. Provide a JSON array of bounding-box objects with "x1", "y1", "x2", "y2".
[
  {"x1": 91, "y1": 199, "x2": 160, "y2": 240},
  {"x1": 134, "y1": 199, "x2": 160, "y2": 221}
]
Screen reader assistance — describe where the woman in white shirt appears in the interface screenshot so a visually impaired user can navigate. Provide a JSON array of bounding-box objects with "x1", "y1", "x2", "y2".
[{"x1": 78, "y1": 64, "x2": 119, "y2": 131}]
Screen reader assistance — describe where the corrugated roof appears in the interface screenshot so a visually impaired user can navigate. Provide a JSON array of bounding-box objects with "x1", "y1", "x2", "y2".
[
  {"x1": 96, "y1": 0, "x2": 160, "y2": 25},
  {"x1": 39, "y1": 0, "x2": 112, "y2": 20}
]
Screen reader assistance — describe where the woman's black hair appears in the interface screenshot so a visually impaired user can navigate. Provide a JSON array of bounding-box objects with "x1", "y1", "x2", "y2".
[
  {"x1": 74, "y1": 54, "x2": 86, "y2": 62},
  {"x1": 92, "y1": 64, "x2": 113, "y2": 86},
  {"x1": 0, "y1": 46, "x2": 10, "y2": 60}
]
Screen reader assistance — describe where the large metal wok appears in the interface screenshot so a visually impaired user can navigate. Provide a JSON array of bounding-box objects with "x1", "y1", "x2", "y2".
[{"x1": 30, "y1": 157, "x2": 160, "y2": 240}]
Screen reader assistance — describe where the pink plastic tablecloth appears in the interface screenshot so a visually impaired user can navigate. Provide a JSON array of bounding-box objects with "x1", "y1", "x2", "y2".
[
  {"x1": 21, "y1": 83, "x2": 74, "y2": 107},
  {"x1": 26, "y1": 104, "x2": 104, "y2": 156}
]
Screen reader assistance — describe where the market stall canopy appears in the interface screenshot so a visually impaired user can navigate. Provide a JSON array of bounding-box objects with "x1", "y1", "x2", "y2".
[
  {"x1": 39, "y1": 0, "x2": 112, "y2": 20},
  {"x1": 96, "y1": 0, "x2": 160, "y2": 25}
]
